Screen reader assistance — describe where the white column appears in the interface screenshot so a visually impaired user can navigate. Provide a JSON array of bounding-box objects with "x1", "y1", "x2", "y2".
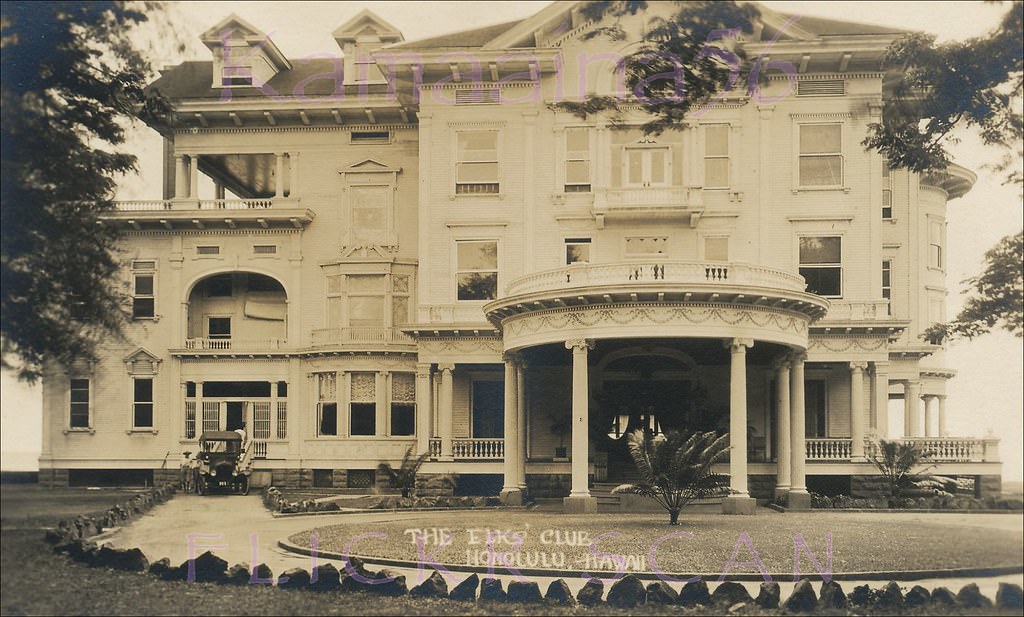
[
  {"x1": 723, "y1": 338, "x2": 756, "y2": 514},
  {"x1": 214, "y1": 182, "x2": 225, "y2": 200},
  {"x1": 188, "y1": 155, "x2": 199, "y2": 199},
  {"x1": 924, "y1": 395, "x2": 937, "y2": 438},
  {"x1": 904, "y1": 381, "x2": 921, "y2": 437},
  {"x1": 937, "y1": 395, "x2": 948, "y2": 437},
  {"x1": 500, "y1": 356, "x2": 522, "y2": 504},
  {"x1": 850, "y1": 361, "x2": 867, "y2": 460},
  {"x1": 415, "y1": 364, "x2": 433, "y2": 454},
  {"x1": 789, "y1": 352, "x2": 810, "y2": 509},
  {"x1": 564, "y1": 339, "x2": 597, "y2": 513},
  {"x1": 516, "y1": 360, "x2": 528, "y2": 491},
  {"x1": 275, "y1": 152, "x2": 285, "y2": 198},
  {"x1": 377, "y1": 371, "x2": 388, "y2": 436},
  {"x1": 174, "y1": 155, "x2": 188, "y2": 199},
  {"x1": 871, "y1": 361, "x2": 890, "y2": 439},
  {"x1": 437, "y1": 364, "x2": 454, "y2": 460},
  {"x1": 774, "y1": 358, "x2": 791, "y2": 497}
]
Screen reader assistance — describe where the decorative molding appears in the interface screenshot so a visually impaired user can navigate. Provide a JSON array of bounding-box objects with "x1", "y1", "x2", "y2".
[
  {"x1": 565, "y1": 338, "x2": 594, "y2": 351},
  {"x1": 850, "y1": 360, "x2": 869, "y2": 371},
  {"x1": 789, "y1": 112, "x2": 854, "y2": 120},
  {"x1": 787, "y1": 215, "x2": 854, "y2": 223},
  {"x1": 769, "y1": 72, "x2": 884, "y2": 81},
  {"x1": 446, "y1": 120, "x2": 507, "y2": 129},
  {"x1": 418, "y1": 338, "x2": 503, "y2": 355},
  {"x1": 124, "y1": 228, "x2": 301, "y2": 237},
  {"x1": 808, "y1": 336, "x2": 888, "y2": 353},
  {"x1": 176, "y1": 124, "x2": 416, "y2": 135}
]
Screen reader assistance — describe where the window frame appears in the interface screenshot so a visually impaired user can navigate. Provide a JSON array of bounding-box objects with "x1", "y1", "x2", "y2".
[
  {"x1": 133, "y1": 377, "x2": 154, "y2": 429},
  {"x1": 389, "y1": 372, "x2": 416, "y2": 437},
  {"x1": 349, "y1": 372, "x2": 377, "y2": 436},
  {"x1": 622, "y1": 145, "x2": 672, "y2": 188},
  {"x1": 131, "y1": 270, "x2": 156, "y2": 320},
  {"x1": 928, "y1": 218, "x2": 945, "y2": 271},
  {"x1": 564, "y1": 127, "x2": 592, "y2": 193},
  {"x1": 796, "y1": 122, "x2": 845, "y2": 190},
  {"x1": 797, "y1": 235, "x2": 844, "y2": 299},
  {"x1": 881, "y1": 259, "x2": 893, "y2": 316},
  {"x1": 702, "y1": 124, "x2": 731, "y2": 189},
  {"x1": 68, "y1": 377, "x2": 91, "y2": 430},
  {"x1": 221, "y1": 43, "x2": 255, "y2": 87},
  {"x1": 454, "y1": 130, "x2": 501, "y2": 195},
  {"x1": 316, "y1": 372, "x2": 338, "y2": 437},
  {"x1": 345, "y1": 274, "x2": 387, "y2": 329},
  {"x1": 454, "y1": 239, "x2": 499, "y2": 302},
  {"x1": 564, "y1": 237, "x2": 592, "y2": 265},
  {"x1": 206, "y1": 315, "x2": 232, "y2": 340},
  {"x1": 881, "y1": 159, "x2": 894, "y2": 219}
]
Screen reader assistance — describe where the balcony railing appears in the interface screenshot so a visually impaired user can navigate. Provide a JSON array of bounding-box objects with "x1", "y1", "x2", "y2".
[
  {"x1": 821, "y1": 300, "x2": 892, "y2": 321},
  {"x1": 598, "y1": 186, "x2": 698, "y2": 210},
  {"x1": 806, "y1": 438, "x2": 853, "y2": 460},
  {"x1": 505, "y1": 261, "x2": 807, "y2": 297},
  {"x1": 805, "y1": 437, "x2": 997, "y2": 462},
  {"x1": 429, "y1": 438, "x2": 504, "y2": 460},
  {"x1": 183, "y1": 337, "x2": 287, "y2": 351},
  {"x1": 114, "y1": 199, "x2": 276, "y2": 211},
  {"x1": 310, "y1": 327, "x2": 415, "y2": 347}
]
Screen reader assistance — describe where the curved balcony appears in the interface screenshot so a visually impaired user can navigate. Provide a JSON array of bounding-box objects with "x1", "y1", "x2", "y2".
[{"x1": 920, "y1": 162, "x2": 976, "y2": 200}]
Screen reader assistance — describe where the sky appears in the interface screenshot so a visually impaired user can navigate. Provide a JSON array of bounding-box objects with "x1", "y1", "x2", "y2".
[{"x1": 1, "y1": 1, "x2": 1021, "y2": 481}]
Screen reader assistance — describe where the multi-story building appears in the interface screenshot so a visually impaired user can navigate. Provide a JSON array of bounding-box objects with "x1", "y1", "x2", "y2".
[{"x1": 39, "y1": 3, "x2": 1001, "y2": 511}]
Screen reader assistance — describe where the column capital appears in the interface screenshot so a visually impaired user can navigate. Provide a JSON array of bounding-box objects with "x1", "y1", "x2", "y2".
[
  {"x1": 565, "y1": 338, "x2": 594, "y2": 352},
  {"x1": 850, "y1": 361, "x2": 869, "y2": 372},
  {"x1": 416, "y1": 362, "x2": 432, "y2": 374},
  {"x1": 788, "y1": 350, "x2": 808, "y2": 364},
  {"x1": 725, "y1": 338, "x2": 754, "y2": 352},
  {"x1": 502, "y1": 351, "x2": 522, "y2": 364},
  {"x1": 771, "y1": 354, "x2": 792, "y2": 371},
  {"x1": 437, "y1": 363, "x2": 455, "y2": 374},
  {"x1": 871, "y1": 360, "x2": 890, "y2": 371}
]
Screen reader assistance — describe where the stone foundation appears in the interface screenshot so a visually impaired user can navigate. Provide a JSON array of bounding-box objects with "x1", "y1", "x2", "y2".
[
  {"x1": 417, "y1": 473, "x2": 455, "y2": 496},
  {"x1": 748, "y1": 474, "x2": 776, "y2": 501},
  {"x1": 526, "y1": 473, "x2": 571, "y2": 498},
  {"x1": 153, "y1": 469, "x2": 178, "y2": 486},
  {"x1": 851, "y1": 474, "x2": 890, "y2": 498},
  {"x1": 38, "y1": 469, "x2": 68, "y2": 487},
  {"x1": 977, "y1": 475, "x2": 1002, "y2": 499}
]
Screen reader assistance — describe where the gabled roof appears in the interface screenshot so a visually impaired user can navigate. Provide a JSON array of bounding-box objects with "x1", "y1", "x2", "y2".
[
  {"x1": 382, "y1": 19, "x2": 524, "y2": 51},
  {"x1": 199, "y1": 14, "x2": 291, "y2": 70},
  {"x1": 333, "y1": 9, "x2": 404, "y2": 45}
]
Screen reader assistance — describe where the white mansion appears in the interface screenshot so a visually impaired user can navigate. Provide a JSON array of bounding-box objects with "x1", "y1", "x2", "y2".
[{"x1": 39, "y1": 3, "x2": 1001, "y2": 512}]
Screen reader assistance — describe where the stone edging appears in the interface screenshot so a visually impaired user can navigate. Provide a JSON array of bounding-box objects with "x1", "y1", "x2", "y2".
[
  {"x1": 276, "y1": 538, "x2": 1024, "y2": 582},
  {"x1": 769, "y1": 503, "x2": 1024, "y2": 515},
  {"x1": 271, "y1": 505, "x2": 527, "y2": 519}
]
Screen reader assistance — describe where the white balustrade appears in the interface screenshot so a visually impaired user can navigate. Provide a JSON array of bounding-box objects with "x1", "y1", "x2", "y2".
[
  {"x1": 310, "y1": 327, "x2": 414, "y2": 346},
  {"x1": 251, "y1": 440, "x2": 268, "y2": 459},
  {"x1": 183, "y1": 338, "x2": 286, "y2": 351},
  {"x1": 805, "y1": 438, "x2": 853, "y2": 460},
  {"x1": 114, "y1": 198, "x2": 275, "y2": 212},
  {"x1": 897, "y1": 437, "x2": 985, "y2": 462},
  {"x1": 602, "y1": 187, "x2": 692, "y2": 208},
  {"x1": 450, "y1": 438, "x2": 504, "y2": 460},
  {"x1": 822, "y1": 299, "x2": 891, "y2": 322},
  {"x1": 114, "y1": 200, "x2": 172, "y2": 211},
  {"x1": 506, "y1": 260, "x2": 807, "y2": 296},
  {"x1": 198, "y1": 199, "x2": 273, "y2": 210},
  {"x1": 428, "y1": 438, "x2": 441, "y2": 458}
]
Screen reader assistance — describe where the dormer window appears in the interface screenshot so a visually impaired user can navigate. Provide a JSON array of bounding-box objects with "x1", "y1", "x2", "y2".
[{"x1": 222, "y1": 44, "x2": 253, "y2": 86}]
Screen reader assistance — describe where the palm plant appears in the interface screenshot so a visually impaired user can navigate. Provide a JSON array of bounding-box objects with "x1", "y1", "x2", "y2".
[
  {"x1": 867, "y1": 439, "x2": 935, "y2": 505},
  {"x1": 612, "y1": 429, "x2": 730, "y2": 525},
  {"x1": 377, "y1": 446, "x2": 430, "y2": 498}
]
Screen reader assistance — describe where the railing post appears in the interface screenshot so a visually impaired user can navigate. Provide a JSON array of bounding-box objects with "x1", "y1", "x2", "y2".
[{"x1": 982, "y1": 436, "x2": 1000, "y2": 462}]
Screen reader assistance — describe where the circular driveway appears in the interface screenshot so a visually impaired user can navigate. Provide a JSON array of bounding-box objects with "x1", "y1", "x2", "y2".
[{"x1": 111, "y1": 494, "x2": 1024, "y2": 597}]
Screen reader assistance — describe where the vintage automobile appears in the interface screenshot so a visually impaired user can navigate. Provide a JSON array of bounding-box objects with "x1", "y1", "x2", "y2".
[{"x1": 193, "y1": 431, "x2": 252, "y2": 495}]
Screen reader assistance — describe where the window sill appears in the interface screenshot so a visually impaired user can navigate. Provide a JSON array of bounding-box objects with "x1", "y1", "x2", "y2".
[
  {"x1": 131, "y1": 316, "x2": 160, "y2": 323},
  {"x1": 63, "y1": 428, "x2": 95, "y2": 435},
  {"x1": 126, "y1": 428, "x2": 159, "y2": 435},
  {"x1": 791, "y1": 186, "x2": 851, "y2": 194},
  {"x1": 449, "y1": 192, "x2": 505, "y2": 201},
  {"x1": 883, "y1": 218, "x2": 898, "y2": 224}
]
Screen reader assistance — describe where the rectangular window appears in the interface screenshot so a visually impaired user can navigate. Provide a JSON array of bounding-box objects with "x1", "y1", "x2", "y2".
[
  {"x1": 799, "y1": 124, "x2": 843, "y2": 187},
  {"x1": 704, "y1": 236, "x2": 729, "y2": 261},
  {"x1": 564, "y1": 128, "x2": 591, "y2": 192},
  {"x1": 196, "y1": 245, "x2": 221, "y2": 256},
  {"x1": 350, "y1": 131, "x2": 390, "y2": 144},
  {"x1": 252, "y1": 401, "x2": 271, "y2": 440},
  {"x1": 455, "y1": 131, "x2": 499, "y2": 194},
  {"x1": 704, "y1": 124, "x2": 730, "y2": 188},
  {"x1": 222, "y1": 45, "x2": 253, "y2": 86},
  {"x1": 881, "y1": 260, "x2": 892, "y2": 315},
  {"x1": 882, "y1": 160, "x2": 893, "y2": 219},
  {"x1": 565, "y1": 238, "x2": 591, "y2": 264},
  {"x1": 929, "y1": 220, "x2": 944, "y2": 269},
  {"x1": 350, "y1": 372, "x2": 376, "y2": 436},
  {"x1": 69, "y1": 378, "x2": 90, "y2": 428},
  {"x1": 132, "y1": 273, "x2": 155, "y2": 319},
  {"x1": 253, "y1": 244, "x2": 278, "y2": 255},
  {"x1": 456, "y1": 240, "x2": 498, "y2": 301},
  {"x1": 799, "y1": 236, "x2": 842, "y2": 297},
  {"x1": 276, "y1": 401, "x2": 288, "y2": 439},
  {"x1": 207, "y1": 316, "x2": 231, "y2": 339},
  {"x1": 349, "y1": 185, "x2": 389, "y2": 245},
  {"x1": 624, "y1": 147, "x2": 669, "y2": 187},
  {"x1": 347, "y1": 275, "x2": 386, "y2": 327},
  {"x1": 185, "y1": 400, "x2": 196, "y2": 439},
  {"x1": 390, "y1": 373, "x2": 416, "y2": 436},
  {"x1": 392, "y1": 275, "x2": 410, "y2": 327},
  {"x1": 317, "y1": 373, "x2": 337, "y2": 436},
  {"x1": 133, "y1": 378, "x2": 154, "y2": 428}
]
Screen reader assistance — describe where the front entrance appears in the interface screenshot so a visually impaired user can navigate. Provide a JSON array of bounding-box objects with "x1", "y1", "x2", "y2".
[
  {"x1": 225, "y1": 402, "x2": 245, "y2": 431},
  {"x1": 472, "y1": 380, "x2": 504, "y2": 438}
]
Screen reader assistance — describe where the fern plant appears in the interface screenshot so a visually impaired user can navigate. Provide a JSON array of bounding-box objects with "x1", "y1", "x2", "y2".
[
  {"x1": 377, "y1": 446, "x2": 430, "y2": 498},
  {"x1": 867, "y1": 439, "x2": 935, "y2": 505},
  {"x1": 612, "y1": 429, "x2": 730, "y2": 525}
]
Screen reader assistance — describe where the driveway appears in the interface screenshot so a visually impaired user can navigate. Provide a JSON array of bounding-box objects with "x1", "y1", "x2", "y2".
[{"x1": 110, "y1": 494, "x2": 1023, "y2": 597}]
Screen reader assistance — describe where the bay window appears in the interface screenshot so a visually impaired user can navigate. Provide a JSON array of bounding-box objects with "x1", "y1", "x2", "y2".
[{"x1": 350, "y1": 372, "x2": 376, "y2": 435}]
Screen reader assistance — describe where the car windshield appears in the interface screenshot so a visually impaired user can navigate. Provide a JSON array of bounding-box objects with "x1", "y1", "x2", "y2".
[{"x1": 202, "y1": 440, "x2": 240, "y2": 453}]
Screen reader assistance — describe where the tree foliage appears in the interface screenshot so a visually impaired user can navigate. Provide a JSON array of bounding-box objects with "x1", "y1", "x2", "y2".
[
  {"x1": 867, "y1": 439, "x2": 935, "y2": 504},
  {"x1": 925, "y1": 231, "x2": 1024, "y2": 343},
  {"x1": 0, "y1": 1, "x2": 170, "y2": 381},
  {"x1": 377, "y1": 445, "x2": 431, "y2": 498},
  {"x1": 612, "y1": 429, "x2": 730, "y2": 524}
]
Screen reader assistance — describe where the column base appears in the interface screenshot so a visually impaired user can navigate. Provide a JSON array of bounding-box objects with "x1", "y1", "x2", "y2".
[
  {"x1": 787, "y1": 490, "x2": 811, "y2": 511},
  {"x1": 499, "y1": 488, "x2": 523, "y2": 506},
  {"x1": 773, "y1": 486, "x2": 791, "y2": 501},
  {"x1": 563, "y1": 495, "x2": 598, "y2": 514},
  {"x1": 721, "y1": 495, "x2": 757, "y2": 515}
]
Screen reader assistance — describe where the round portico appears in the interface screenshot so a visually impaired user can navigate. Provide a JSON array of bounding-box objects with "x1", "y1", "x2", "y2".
[{"x1": 484, "y1": 260, "x2": 829, "y2": 514}]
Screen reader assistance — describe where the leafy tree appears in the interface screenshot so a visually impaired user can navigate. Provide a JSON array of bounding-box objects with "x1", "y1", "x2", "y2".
[
  {"x1": 924, "y1": 231, "x2": 1023, "y2": 343},
  {"x1": 612, "y1": 429, "x2": 729, "y2": 524},
  {"x1": 867, "y1": 439, "x2": 935, "y2": 506},
  {"x1": 1, "y1": 1, "x2": 172, "y2": 382},
  {"x1": 377, "y1": 445, "x2": 430, "y2": 498}
]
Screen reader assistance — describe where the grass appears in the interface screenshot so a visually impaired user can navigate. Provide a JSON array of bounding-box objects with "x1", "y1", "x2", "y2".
[
  {"x1": 1, "y1": 485, "x2": 147, "y2": 527},
  {"x1": 290, "y1": 510, "x2": 1024, "y2": 575}
]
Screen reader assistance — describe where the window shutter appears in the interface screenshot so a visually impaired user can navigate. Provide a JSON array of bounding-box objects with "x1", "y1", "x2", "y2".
[
  {"x1": 455, "y1": 87, "x2": 501, "y2": 105},
  {"x1": 797, "y1": 79, "x2": 845, "y2": 96}
]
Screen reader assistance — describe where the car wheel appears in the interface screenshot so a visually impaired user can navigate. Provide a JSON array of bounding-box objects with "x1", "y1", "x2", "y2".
[{"x1": 239, "y1": 476, "x2": 250, "y2": 496}]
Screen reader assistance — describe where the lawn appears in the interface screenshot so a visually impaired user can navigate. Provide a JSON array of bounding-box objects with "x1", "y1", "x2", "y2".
[
  {"x1": 289, "y1": 510, "x2": 1024, "y2": 576},
  {"x1": 1, "y1": 485, "x2": 147, "y2": 527}
]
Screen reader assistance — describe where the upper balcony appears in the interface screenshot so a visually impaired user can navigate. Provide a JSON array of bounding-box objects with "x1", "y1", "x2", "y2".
[
  {"x1": 310, "y1": 326, "x2": 416, "y2": 351},
  {"x1": 591, "y1": 186, "x2": 704, "y2": 227}
]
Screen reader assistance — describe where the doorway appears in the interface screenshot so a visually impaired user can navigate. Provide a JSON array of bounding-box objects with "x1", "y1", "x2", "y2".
[{"x1": 226, "y1": 402, "x2": 245, "y2": 431}]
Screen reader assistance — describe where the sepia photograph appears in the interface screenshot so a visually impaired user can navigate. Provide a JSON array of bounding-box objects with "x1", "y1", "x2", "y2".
[{"x1": 1, "y1": 1, "x2": 1022, "y2": 615}]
